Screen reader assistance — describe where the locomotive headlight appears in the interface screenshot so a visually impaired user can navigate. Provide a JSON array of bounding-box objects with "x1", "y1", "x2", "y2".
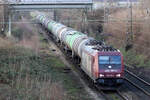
[
  {"x1": 99, "y1": 74, "x2": 104, "y2": 77},
  {"x1": 116, "y1": 74, "x2": 121, "y2": 77}
]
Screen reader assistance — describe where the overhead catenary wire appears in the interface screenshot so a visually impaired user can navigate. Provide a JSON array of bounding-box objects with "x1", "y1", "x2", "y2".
[{"x1": 0, "y1": 18, "x2": 148, "y2": 24}]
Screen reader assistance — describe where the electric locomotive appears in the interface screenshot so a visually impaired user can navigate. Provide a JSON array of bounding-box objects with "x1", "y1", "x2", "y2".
[{"x1": 80, "y1": 39, "x2": 124, "y2": 88}]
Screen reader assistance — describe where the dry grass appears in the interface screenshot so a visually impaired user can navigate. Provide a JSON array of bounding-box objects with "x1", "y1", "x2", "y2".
[
  {"x1": 0, "y1": 37, "x2": 91, "y2": 100},
  {"x1": 0, "y1": 16, "x2": 66, "y2": 100},
  {"x1": 104, "y1": 7, "x2": 150, "y2": 56},
  {"x1": 11, "y1": 18, "x2": 41, "y2": 53},
  {"x1": 0, "y1": 38, "x2": 66, "y2": 100},
  {"x1": 0, "y1": 37, "x2": 14, "y2": 48},
  {"x1": 101, "y1": 5, "x2": 150, "y2": 67}
]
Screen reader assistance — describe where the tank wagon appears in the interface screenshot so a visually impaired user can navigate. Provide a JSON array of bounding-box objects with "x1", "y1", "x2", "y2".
[{"x1": 31, "y1": 12, "x2": 124, "y2": 88}]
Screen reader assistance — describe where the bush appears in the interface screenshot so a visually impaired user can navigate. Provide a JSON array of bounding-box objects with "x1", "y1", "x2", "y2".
[{"x1": 119, "y1": 47, "x2": 148, "y2": 67}]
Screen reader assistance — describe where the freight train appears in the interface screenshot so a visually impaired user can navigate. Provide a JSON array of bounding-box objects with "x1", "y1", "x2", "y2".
[{"x1": 31, "y1": 12, "x2": 124, "y2": 89}]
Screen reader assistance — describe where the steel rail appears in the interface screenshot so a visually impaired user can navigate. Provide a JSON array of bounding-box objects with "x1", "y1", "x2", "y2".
[
  {"x1": 117, "y1": 90, "x2": 129, "y2": 100},
  {"x1": 95, "y1": 85, "x2": 113, "y2": 100},
  {"x1": 124, "y1": 77, "x2": 150, "y2": 96},
  {"x1": 125, "y1": 69, "x2": 150, "y2": 86},
  {"x1": 124, "y1": 68, "x2": 150, "y2": 97},
  {"x1": 95, "y1": 84, "x2": 128, "y2": 100}
]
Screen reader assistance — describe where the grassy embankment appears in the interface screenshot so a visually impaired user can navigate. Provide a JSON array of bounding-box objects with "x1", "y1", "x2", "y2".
[{"x1": 0, "y1": 17, "x2": 92, "y2": 100}]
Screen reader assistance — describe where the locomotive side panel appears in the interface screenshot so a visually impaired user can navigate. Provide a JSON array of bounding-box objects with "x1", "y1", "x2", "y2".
[{"x1": 81, "y1": 51, "x2": 95, "y2": 80}]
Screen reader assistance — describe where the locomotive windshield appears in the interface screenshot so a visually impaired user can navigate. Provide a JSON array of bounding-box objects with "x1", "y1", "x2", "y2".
[{"x1": 99, "y1": 56, "x2": 121, "y2": 69}]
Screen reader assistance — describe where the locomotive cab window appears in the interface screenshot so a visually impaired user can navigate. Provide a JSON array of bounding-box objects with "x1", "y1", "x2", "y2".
[{"x1": 99, "y1": 56, "x2": 121, "y2": 69}]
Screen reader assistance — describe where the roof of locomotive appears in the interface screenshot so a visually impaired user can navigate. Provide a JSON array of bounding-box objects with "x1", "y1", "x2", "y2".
[{"x1": 86, "y1": 38, "x2": 117, "y2": 49}]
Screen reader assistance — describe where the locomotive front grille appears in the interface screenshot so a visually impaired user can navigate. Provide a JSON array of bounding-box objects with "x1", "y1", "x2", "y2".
[{"x1": 98, "y1": 78, "x2": 123, "y2": 86}]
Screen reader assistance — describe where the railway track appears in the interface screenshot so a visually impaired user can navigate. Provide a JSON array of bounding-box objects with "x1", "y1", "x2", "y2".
[
  {"x1": 125, "y1": 69, "x2": 150, "y2": 97},
  {"x1": 103, "y1": 90, "x2": 128, "y2": 100},
  {"x1": 117, "y1": 90, "x2": 129, "y2": 100},
  {"x1": 95, "y1": 84, "x2": 128, "y2": 100}
]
